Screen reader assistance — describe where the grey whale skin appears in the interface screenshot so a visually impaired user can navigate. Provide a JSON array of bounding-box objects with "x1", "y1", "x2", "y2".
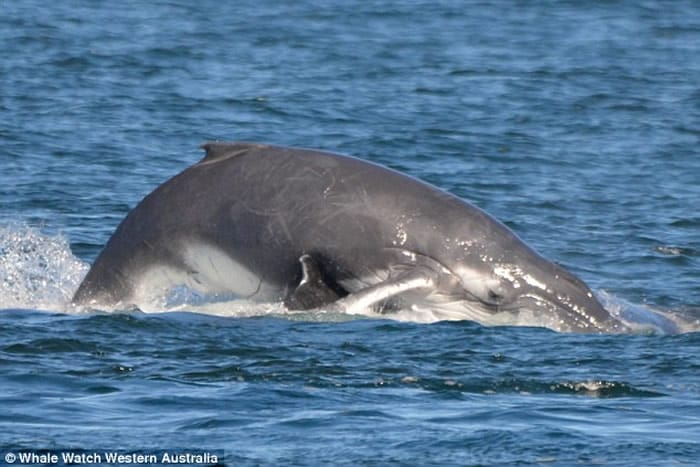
[{"x1": 73, "y1": 142, "x2": 621, "y2": 333}]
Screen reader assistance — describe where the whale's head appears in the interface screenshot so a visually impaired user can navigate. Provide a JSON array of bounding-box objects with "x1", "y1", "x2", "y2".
[
  {"x1": 402, "y1": 210, "x2": 622, "y2": 333},
  {"x1": 449, "y1": 256, "x2": 618, "y2": 332},
  {"x1": 438, "y1": 232, "x2": 622, "y2": 333}
]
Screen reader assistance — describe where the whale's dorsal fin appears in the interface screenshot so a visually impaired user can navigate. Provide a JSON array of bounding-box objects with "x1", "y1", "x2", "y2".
[
  {"x1": 199, "y1": 142, "x2": 268, "y2": 165},
  {"x1": 284, "y1": 255, "x2": 346, "y2": 310}
]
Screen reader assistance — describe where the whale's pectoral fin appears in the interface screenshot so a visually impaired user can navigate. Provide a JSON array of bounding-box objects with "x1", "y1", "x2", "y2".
[
  {"x1": 328, "y1": 267, "x2": 438, "y2": 315},
  {"x1": 284, "y1": 254, "x2": 345, "y2": 310}
]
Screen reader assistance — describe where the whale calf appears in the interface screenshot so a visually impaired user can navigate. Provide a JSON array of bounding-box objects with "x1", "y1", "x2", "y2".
[{"x1": 73, "y1": 142, "x2": 623, "y2": 333}]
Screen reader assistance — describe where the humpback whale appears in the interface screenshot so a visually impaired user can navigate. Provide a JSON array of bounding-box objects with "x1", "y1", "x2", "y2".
[{"x1": 73, "y1": 142, "x2": 623, "y2": 333}]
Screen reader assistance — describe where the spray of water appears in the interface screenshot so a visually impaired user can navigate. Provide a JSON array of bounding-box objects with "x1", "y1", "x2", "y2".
[{"x1": 0, "y1": 224, "x2": 89, "y2": 311}]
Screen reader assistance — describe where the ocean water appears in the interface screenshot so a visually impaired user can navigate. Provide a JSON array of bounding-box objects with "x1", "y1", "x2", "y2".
[{"x1": 1, "y1": 1, "x2": 699, "y2": 465}]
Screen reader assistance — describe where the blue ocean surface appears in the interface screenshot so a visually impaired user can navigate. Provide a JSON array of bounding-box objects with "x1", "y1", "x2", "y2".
[{"x1": 1, "y1": 1, "x2": 699, "y2": 465}]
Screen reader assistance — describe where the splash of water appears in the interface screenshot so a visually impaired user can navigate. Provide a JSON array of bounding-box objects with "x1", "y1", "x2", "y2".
[
  {"x1": 597, "y1": 290, "x2": 698, "y2": 335},
  {"x1": 0, "y1": 224, "x2": 89, "y2": 311}
]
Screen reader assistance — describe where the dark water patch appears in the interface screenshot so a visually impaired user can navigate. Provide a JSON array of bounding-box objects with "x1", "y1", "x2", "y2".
[
  {"x1": 670, "y1": 217, "x2": 700, "y2": 229},
  {"x1": 177, "y1": 416, "x2": 259, "y2": 431},
  {"x1": 2, "y1": 338, "x2": 101, "y2": 355},
  {"x1": 84, "y1": 385, "x2": 121, "y2": 395}
]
